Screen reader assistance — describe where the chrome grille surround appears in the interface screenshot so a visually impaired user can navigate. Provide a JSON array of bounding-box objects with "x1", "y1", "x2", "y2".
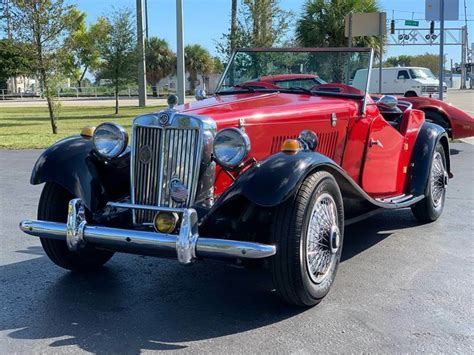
[{"x1": 131, "y1": 111, "x2": 216, "y2": 225}]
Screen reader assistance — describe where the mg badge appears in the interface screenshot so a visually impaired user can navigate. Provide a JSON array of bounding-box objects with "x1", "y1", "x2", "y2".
[
  {"x1": 138, "y1": 145, "x2": 152, "y2": 164},
  {"x1": 158, "y1": 113, "x2": 170, "y2": 126},
  {"x1": 169, "y1": 177, "x2": 189, "y2": 203}
]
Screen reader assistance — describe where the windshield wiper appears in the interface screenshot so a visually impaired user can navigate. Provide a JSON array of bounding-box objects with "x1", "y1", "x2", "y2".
[
  {"x1": 215, "y1": 85, "x2": 257, "y2": 95},
  {"x1": 284, "y1": 87, "x2": 314, "y2": 95},
  {"x1": 234, "y1": 85, "x2": 255, "y2": 92}
]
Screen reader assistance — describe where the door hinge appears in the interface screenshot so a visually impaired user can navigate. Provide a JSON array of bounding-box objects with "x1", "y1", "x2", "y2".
[
  {"x1": 331, "y1": 113, "x2": 337, "y2": 127},
  {"x1": 239, "y1": 118, "x2": 246, "y2": 130}
]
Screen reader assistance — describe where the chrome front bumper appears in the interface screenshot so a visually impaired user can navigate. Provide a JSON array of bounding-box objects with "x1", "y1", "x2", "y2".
[{"x1": 19, "y1": 199, "x2": 276, "y2": 265}]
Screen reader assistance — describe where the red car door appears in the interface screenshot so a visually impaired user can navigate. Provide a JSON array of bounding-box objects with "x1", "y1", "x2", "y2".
[{"x1": 361, "y1": 115, "x2": 405, "y2": 196}]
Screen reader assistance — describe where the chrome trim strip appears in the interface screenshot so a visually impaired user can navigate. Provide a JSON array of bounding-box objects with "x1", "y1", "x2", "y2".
[
  {"x1": 107, "y1": 201, "x2": 186, "y2": 213},
  {"x1": 130, "y1": 124, "x2": 137, "y2": 225}
]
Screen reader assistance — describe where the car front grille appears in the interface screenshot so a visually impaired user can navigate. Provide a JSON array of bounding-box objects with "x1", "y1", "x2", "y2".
[{"x1": 132, "y1": 125, "x2": 202, "y2": 224}]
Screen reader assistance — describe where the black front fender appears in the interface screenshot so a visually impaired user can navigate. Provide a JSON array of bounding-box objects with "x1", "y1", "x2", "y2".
[
  {"x1": 217, "y1": 151, "x2": 340, "y2": 208},
  {"x1": 31, "y1": 135, "x2": 130, "y2": 212},
  {"x1": 407, "y1": 122, "x2": 450, "y2": 197}
]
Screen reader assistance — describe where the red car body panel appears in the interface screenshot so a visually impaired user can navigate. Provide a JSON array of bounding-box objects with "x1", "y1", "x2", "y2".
[
  {"x1": 400, "y1": 96, "x2": 474, "y2": 139},
  {"x1": 179, "y1": 92, "x2": 425, "y2": 199}
]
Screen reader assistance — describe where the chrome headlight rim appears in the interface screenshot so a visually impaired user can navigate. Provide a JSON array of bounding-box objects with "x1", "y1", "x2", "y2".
[
  {"x1": 93, "y1": 122, "x2": 128, "y2": 159},
  {"x1": 213, "y1": 127, "x2": 251, "y2": 169}
]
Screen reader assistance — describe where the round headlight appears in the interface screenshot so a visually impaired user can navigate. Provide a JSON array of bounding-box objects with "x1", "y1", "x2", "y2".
[
  {"x1": 93, "y1": 123, "x2": 128, "y2": 159},
  {"x1": 213, "y1": 128, "x2": 251, "y2": 168}
]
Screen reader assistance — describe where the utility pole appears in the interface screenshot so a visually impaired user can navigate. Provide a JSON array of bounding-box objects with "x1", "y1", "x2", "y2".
[
  {"x1": 460, "y1": 25, "x2": 467, "y2": 89},
  {"x1": 378, "y1": 12, "x2": 383, "y2": 94},
  {"x1": 136, "y1": 0, "x2": 147, "y2": 107},
  {"x1": 347, "y1": 13, "x2": 353, "y2": 47},
  {"x1": 438, "y1": 0, "x2": 445, "y2": 100},
  {"x1": 176, "y1": 0, "x2": 185, "y2": 104},
  {"x1": 144, "y1": 0, "x2": 149, "y2": 39}
]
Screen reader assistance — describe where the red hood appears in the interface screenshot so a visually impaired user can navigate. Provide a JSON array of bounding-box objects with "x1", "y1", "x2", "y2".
[{"x1": 174, "y1": 92, "x2": 360, "y2": 128}]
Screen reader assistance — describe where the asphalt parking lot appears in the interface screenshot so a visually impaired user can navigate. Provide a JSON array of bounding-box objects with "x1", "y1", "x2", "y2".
[{"x1": 0, "y1": 142, "x2": 472, "y2": 354}]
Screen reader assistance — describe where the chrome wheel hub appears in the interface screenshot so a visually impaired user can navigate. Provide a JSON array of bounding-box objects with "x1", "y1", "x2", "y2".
[
  {"x1": 305, "y1": 193, "x2": 339, "y2": 284},
  {"x1": 329, "y1": 225, "x2": 340, "y2": 254},
  {"x1": 431, "y1": 152, "x2": 447, "y2": 207}
]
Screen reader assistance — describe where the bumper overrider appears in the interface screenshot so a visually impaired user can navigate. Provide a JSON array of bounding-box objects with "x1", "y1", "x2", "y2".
[{"x1": 19, "y1": 199, "x2": 277, "y2": 265}]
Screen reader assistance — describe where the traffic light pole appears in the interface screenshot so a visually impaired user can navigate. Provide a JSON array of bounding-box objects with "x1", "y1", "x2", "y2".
[{"x1": 438, "y1": 0, "x2": 445, "y2": 100}]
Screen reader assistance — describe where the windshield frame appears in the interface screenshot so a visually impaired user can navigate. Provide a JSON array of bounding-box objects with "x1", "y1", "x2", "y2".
[{"x1": 215, "y1": 47, "x2": 374, "y2": 114}]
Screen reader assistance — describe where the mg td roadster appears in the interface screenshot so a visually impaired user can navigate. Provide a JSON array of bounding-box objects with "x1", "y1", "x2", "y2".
[{"x1": 20, "y1": 48, "x2": 451, "y2": 307}]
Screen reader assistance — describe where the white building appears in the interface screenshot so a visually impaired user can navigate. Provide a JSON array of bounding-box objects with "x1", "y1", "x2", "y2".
[{"x1": 7, "y1": 76, "x2": 37, "y2": 94}]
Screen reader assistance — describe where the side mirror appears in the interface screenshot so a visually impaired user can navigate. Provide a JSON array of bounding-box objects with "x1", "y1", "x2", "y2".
[
  {"x1": 376, "y1": 95, "x2": 398, "y2": 110},
  {"x1": 195, "y1": 88, "x2": 207, "y2": 101}
]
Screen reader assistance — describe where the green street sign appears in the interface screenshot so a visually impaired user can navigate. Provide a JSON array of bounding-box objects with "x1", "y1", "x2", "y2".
[{"x1": 405, "y1": 20, "x2": 419, "y2": 26}]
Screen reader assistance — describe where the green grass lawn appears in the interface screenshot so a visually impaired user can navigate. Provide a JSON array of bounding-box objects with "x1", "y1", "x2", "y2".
[{"x1": 0, "y1": 105, "x2": 165, "y2": 149}]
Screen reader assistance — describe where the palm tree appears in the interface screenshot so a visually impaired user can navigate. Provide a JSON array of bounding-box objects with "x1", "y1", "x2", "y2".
[
  {"x1": 296, "y1": 0, "x2": 383, "y2": 56},
  {"x1": 145, "y1": 37, "x2": 176, "y2": 96},
  {"x1": 184, "y1": 44, "x2": 214, "y2": 92}
]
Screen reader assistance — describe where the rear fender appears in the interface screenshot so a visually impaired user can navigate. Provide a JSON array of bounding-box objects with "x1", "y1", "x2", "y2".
[
  {"x1": 407, "y1": 122, "x2": 450, "y2": 197},
  {"x1": 31, "y1": 135, "x2": 130, "y2": 212}
]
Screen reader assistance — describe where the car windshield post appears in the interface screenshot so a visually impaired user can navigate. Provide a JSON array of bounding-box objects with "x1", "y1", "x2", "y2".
[{"x1": 215, "y1": 48, "x2": 374, "y2": 115}]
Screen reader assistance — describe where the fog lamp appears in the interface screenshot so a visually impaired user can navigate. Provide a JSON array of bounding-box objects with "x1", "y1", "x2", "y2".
[
  {"x1": 153, "y1": 212, "x2": 179, "y2": 233},
  {"x1": 281, "y1": 139, "x2": 300, "y2": 154},
  {"x1": 81, "y1": 126, "x2": 96, "y2": 137}
]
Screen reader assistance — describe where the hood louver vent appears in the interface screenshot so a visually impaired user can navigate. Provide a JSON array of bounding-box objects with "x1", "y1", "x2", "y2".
[{"x1": 270, "y1": 131, "x2": 339, "y2": 158}]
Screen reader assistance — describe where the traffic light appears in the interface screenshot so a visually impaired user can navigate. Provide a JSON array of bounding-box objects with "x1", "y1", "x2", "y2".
[
  {"x1": 430, "y1": 21, "x2": 435, "y2": 34},
  {"x1": 390, "y1": 20, "x2": 395, "y2": 34}
]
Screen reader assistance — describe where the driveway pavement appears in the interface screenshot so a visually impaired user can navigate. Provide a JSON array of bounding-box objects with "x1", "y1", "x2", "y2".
[{"x1": 0, "y1": 143, "x2": 472, "y2": 354}]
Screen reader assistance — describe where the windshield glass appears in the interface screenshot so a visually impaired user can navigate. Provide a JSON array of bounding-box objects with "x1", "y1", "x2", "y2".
[
  {"x1": 409, "y1": 68, "x2": 436, "y2": 80},
  {"x1": 216, "y1": 48, "x2": 373, "y2": 96}
]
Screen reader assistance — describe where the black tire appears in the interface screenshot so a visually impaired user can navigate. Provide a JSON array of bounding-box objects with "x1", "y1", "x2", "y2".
[
  {"x1": 404, "y1": 91, "x2": 417, "y2": 97},
  {"x1": 270, "y1": 171, "x2": 344, "y2": 307},
  {"x1": 411, "y1": 143, "x2": 447, "y2": 222},
  {"x1": 38, "y1": 182, "x2": 114, "y2": 271}
]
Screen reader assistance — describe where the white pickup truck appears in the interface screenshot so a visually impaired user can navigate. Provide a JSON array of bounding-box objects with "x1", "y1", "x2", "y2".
[{"x1": 352, "y1": 67, "x2": 447, "y2": 99}]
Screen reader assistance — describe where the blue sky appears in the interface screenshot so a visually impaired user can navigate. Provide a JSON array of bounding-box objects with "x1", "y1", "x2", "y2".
[{"x1": 78, "y1": 0, "x2": 473, "y2": 65}]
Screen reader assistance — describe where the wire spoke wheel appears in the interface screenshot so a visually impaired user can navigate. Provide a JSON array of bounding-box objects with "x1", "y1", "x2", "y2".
[
  {"x1": 431, "y1": 151, "x2": 446, "y2": 207},
  {"x1": 306, "y1": 193, "x2": 340, "y2": 284}
]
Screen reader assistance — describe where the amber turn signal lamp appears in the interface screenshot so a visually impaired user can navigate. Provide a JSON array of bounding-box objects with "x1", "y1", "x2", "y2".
[
  {"x1": 154, "y1": 211, "x2": 179, "y2": 234},
  {"x1": 81, "y1": 126, "x2": 96, "y2": 137},
  {"x1": 281, "y1": 139, "x2": 300, "y2": 154}
]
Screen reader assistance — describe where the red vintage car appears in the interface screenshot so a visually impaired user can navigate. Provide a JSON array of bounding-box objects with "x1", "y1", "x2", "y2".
[
  {"x1": 20, "y1": 48, "x2": 451, "y2": 307},
  {"x1": 244, "y1": 72, "x2": 474, "y2": 139}
]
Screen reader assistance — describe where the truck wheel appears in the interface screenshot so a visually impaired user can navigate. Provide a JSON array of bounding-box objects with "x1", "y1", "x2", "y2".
[
  {"x1": 38, "y1": 182, "x2": 114, "y2": 271},
  {"x1": 270, "y1": 171, "x2": 344, "y2": 307},
  {"x1": 411, "y1": 143, "x2": 447, "y2": 222},
  {"x1": 404, "y1": 91, "x2": 417, "y2": 97}
]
